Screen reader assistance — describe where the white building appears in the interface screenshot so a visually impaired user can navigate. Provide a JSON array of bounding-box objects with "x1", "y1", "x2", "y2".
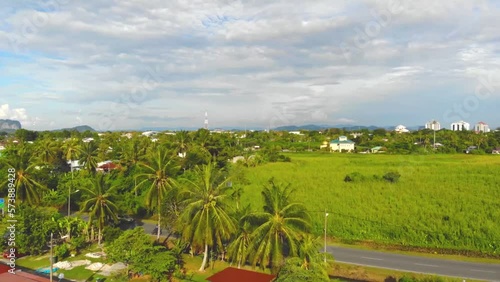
[
  {"x1": 451, "y1": 121, "x2": 470, "y2": 131},
  {"x1": 474, "y1": 122, "x2": 490, "y2": 133},
  {"x1": 330, "y1": 136, "x2": 355, "y2": 152},
  {"x1": 425, "y1": 120, "x2": 441, "y2": 131},
  {"x1": 394, "y1": 125, "x2": 410, "y2": 133}
]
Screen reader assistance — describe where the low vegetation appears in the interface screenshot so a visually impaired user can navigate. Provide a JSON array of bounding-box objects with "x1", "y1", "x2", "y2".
[{"x1": 241, "y1": 153, "x2": 500, "y2": 255}]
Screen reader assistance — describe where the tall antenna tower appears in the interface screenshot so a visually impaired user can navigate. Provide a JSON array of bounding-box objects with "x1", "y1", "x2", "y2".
[{"x1": 204, "y1": 111, "x2": 208, "y2": 130}]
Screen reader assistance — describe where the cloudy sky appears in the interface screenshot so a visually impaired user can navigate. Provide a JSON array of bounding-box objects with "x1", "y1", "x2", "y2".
[{"x1": 0, "y1": 0, "x2": 499, "y2": 131}]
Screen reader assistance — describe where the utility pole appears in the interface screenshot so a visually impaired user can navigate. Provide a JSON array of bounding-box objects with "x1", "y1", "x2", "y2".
[
  {"x1": 433, "y1": 129, "x2": 436, "y2": 149},
  {"x1": 68, "y1": 163, "x2": 73, "y2": 217},
  {"x1": 50, "y1": 232, "x2": 53, "y2": 282},
  {"x1": 324, "y1": 209, "x2": 329, "y2": 263}
]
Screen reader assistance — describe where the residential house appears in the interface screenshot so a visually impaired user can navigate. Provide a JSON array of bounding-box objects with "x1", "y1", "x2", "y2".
[
  {"x1": 330, "y1": 136, "x2": 355, "y2": 152},
  {"x1": 68, "y1": 160, "x2": 83, "y2": 171},
  {"x1": 425, "y1": 120, "x2": 441, "y2": 131},
  {"x1": 451, "y1": 121, "x2": 470, "y2": 131},
  {"x1": 474, "y1": 122, "x2": 490, "y2": 133},
  {"x1": 492, "y1": 148, "x2": 500, "y2": 154},
  {"x1": 206, "y1": 267, "x2": 276, "y2": 282},
  {"x1": 82, "y1": 137, "x2": 94, "y2": 143},
  {"x1": 394, "y1": 125, "x2": 410, "y2": 133},
  {"x1": 289, "y1": 131, "x2": 304, "y2": 135},
  {"x1": 96, "y1": 160, "x2": 119, "y2": 173},
  {"x1": 0, "y1": 263, "x2": 50, "y2": 282},
  {"x1": 141, "y1": 131, "x2": 157, "y2": 137},
  {"x1": 371, "y1": 146, "x2": 386, "y2": 153}
]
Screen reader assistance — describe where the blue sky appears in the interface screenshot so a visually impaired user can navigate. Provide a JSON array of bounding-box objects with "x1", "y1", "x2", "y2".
[{"x1": 0, "y1": 0, "x2": 499, "y2": 131}]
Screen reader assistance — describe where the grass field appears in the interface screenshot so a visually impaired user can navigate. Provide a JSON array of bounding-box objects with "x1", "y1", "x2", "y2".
[{"x1": 240, "y1": 153, "x2": 500, "y2": 255}]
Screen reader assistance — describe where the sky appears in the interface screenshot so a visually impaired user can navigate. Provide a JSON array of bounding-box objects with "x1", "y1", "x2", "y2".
[{"x1": 0, "y1": 0, "x2": 499, "y2": 131}]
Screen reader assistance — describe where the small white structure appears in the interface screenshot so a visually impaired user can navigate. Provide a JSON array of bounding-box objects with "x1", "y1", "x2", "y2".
[
  {"x1": 289, "y1": 131, "x2": 304, "y2": 135},
  {"x1": 142, "y1": 131, "x2": 157, "y2": 137},
  {"x1": 82, "y1": 137, "x2": 94, "y2": 143},
  {"x1": 474, "y1": 122, "x2": 490, "y2": 133},
  {"x1": 394, "y1": 125, "x2": 410, "y2": 133},
  {"x1": 451, "y1": 121, "x2": 470, "y2": 131},
  {"x1": 68, "y1": 160, "x2": 83, "y2": 171},
  {"x1": 330, "y1": 136, "x2": 355, "y2": 152},
  {"x1": 425, "y1": 120, "x2": 441, "y2": 131}
]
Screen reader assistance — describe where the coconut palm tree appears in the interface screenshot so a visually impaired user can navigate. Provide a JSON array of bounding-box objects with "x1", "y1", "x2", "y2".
[
  {"x1": 80, "y1": 174, "x2": 119, "y2": 245},
  {"x1": 180, "y1": 163, "x2": 236, "y2": 271},
  {"x1": 135, "y1": 148, "x2": 179, "y2": 241},
  {"x1": 62, "y1": 138, "x2": 82, "y2": 167},
  {"x1": 79, "y1": 141, "x2": 99, "y2": 173},
  {"x1": 34, "y1": 138, "x2": 59, "y2": 165},
  {"x1": 244, "y1": 178, "x2": 311, "y2": 274},
  {"x1": 227, "y1": 205, "x2": 253, "y2": 268},
  {"x1": 1, "y1": 144, "x2": 46, "y2": 205},
  {"x1": 175, "y1": 130, "x2": 191, "y2": 157}
]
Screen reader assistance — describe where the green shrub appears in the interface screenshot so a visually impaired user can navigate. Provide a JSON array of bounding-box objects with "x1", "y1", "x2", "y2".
[
  {"x1": 383, "y1": 171, "x2": 401, "y2": 183},
  {"x1": 344, "y1": 172, "x2": 364, "y2": 182},
  {"x1": 54, "y1": 244, "x2": 69, "y2": 259},
  {"x1": 103, "y1": 226, "x2": 123, "y2": 242}
]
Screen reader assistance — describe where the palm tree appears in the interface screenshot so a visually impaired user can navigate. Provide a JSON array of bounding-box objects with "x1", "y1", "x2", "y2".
[
  {"x1": 298, "y1": 234, "x2": 324, "y2": 270},
  {"x1": 135, "y1": 148, "x2": 179, "y2": 241},
  {"x1": 62, "y1": 138, "x2": 82, "y2": 166},
  {"x1": 244, "y1": 178, "x2": 311, "y2": 274},
  {"x1": 80, "y1": 174, "x2": 119, "y2": 245},
  {"x1": 34, "y1": 138, "x2": 59, "y2": 165},
  {"x1": 175, "y1": 130, "x2": 190, "y2": 157},
  {"x1": 180, "y1": 163, "x2": 236, "y2": 271},
  {"x1": 1, "y1": 144, "x2": 46, "y2": 205},
  {"x1": 79, "y1": 141, "x2": 99, "y2": 173},
  {"x1": 227, "y1": 205, "x2": 253, "y2": 268}
]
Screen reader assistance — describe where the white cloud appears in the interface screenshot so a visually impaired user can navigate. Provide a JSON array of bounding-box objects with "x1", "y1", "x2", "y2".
[
  {"x1": 0, "y1": 0, "x2": 499, "y2": 130},
  {"x1": 0, "y1": 104, "x2": 28, "y2": 122}
]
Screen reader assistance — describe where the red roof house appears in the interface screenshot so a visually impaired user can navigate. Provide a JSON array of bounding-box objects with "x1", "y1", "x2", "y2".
[
  {"x1": 0, "y1": 263, "x2": 50, "y2": 282},
  {"x1": 206, "y1": 267, "x2": 275, "y2": 282}
]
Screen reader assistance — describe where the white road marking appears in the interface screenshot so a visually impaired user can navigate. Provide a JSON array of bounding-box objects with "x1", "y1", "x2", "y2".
[
  {"x1": 470, "y1": 269, "x2": 496, "y2": 273},
  {"x1": 414, "y1": 263, "x2": 439, "y2": 268},
  {"x1": 361, "y1": 256, "x2": 383, "y2": 261}
]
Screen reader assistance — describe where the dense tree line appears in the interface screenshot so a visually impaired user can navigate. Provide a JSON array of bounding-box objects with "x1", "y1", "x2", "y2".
[{"x1": 0, "y1": 129, "x2": 330, "y2": 280}]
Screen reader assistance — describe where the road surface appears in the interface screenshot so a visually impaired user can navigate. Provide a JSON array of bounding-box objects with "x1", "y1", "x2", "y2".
[{"x1": 327, "y1": 246, "x2": 499, "y2": 281}]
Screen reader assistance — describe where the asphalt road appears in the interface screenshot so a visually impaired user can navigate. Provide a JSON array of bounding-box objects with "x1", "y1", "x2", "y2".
[{"x1": 327, "y1": 246, "x2": 500, "y2": 281}]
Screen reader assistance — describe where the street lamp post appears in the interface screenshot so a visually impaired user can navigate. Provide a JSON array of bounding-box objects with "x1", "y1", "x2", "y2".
[
  {"x1": 324, "y1": 209, "x2": 329, "y2": 263},
  {"x1": 49, "y1": 232, "x2": 53, "y2": 282},
  {"x1": 68, "y1": 163, "x2": 74, "y2": 217}
]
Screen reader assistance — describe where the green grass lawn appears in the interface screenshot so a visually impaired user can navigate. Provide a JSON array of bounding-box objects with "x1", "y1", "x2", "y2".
[
  {"x1": 15, "y1": 243, "x2": 111, "y2": 281},
  {"x1": 240, "y1": 153, "x2": 500, "y2": 255}
]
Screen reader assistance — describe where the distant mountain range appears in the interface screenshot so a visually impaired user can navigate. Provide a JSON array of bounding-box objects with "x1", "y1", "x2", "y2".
[
  {"x1": 0, "y1": 119, "x2": 22, "y2": 132},
  {"x1": 52, "y1": 125, "x2": 96, "y2": 132}
]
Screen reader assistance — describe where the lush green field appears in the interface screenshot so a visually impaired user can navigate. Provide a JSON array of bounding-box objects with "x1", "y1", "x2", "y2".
[{"x1": 240, "y1": 153, "x2": 500, "y2": 255}]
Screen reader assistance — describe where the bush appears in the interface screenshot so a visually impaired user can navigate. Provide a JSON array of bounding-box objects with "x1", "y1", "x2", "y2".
[
  {"x1": 344, "y1": 172, "x2": 364, "y2": 182},
  {"x1": 54, "y1": 244, "x2": 69, "y2": 259},
  {"x1": 69, "y1": 236, "x2": 86, "y2": 252},
  {"x1": 383, "y1": 171, "x2": 401, "y2": 183},
  {"x1": 103, "y1": 226, "x2": 123, "y2": 242}
]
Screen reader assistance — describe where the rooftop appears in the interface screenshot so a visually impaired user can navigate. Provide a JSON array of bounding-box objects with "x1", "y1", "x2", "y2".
[{"x1": 206, "y1": 267, "x2": 275, "y2": 282}]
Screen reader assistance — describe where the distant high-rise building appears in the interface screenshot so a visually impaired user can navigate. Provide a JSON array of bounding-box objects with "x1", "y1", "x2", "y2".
[
  {"x1": 425, "y1": 120, "x2": 441, "y2": 131},
  {"x1": 451, "y1": 121, "x2": 470, "y2": 131},
  {"x1": 204, "y1": 111, "x2": 208, "y2": 130},
  {"x1": 474, "y1": 121, "x2": 490, "y2": 133}
]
